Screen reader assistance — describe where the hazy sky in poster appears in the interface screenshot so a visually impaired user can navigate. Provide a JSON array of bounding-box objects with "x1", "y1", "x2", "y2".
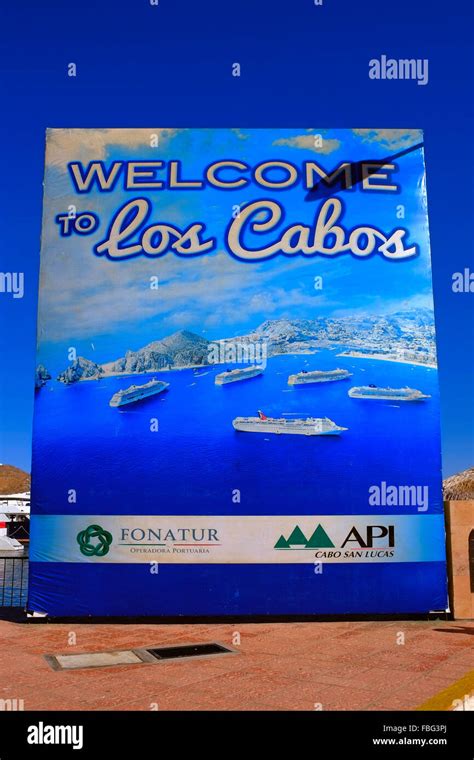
[{"x1": 37, "y1": 128, "x2": 433, "y2": 372}]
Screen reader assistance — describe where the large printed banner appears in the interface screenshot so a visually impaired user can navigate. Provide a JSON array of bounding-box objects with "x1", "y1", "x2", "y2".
[{"x1": 29, "y1": 128, "x2": 447, "y2": 616}]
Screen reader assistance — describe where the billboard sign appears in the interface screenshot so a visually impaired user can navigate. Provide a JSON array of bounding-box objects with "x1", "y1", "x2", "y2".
[{"x1": 29, "y1": 128, "x2": 447, "y2": 615}]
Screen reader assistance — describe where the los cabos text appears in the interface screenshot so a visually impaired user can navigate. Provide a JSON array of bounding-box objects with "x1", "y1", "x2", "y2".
[{"x1": 54, "y1": 158, "x2": 419, "y2": 263}]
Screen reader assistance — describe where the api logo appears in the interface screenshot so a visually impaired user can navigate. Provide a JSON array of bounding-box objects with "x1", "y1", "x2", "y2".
[
  {"x1": 275, "y1": 523, "x2": 395, "y2": 559},
  {"x1": 76, "y1": 524, "x2": 113, "y2": 557},
  {"x1": 274, "y1": 524, "x2": 334, "y2": 549}
]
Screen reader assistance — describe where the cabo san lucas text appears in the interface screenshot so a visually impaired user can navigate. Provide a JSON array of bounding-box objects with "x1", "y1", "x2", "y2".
[{"x1": 90, "y1": 196, "x2": 417, "y2": 262}]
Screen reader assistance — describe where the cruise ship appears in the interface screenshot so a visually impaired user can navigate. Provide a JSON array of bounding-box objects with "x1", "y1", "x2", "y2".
[
  {"x1": 288, "y1": 368, "x2": 352, "y2": 385},
  {"x1": 232, "y1": 410, "x2": 347, "y2": 435},
  {"x1": 348, "y1": 385, "x2": 430, "y2": 401},
  {"x1": 109, "y1": 378, "x2": 169, "y2": 407},
  {"x1": 215, "y1": 366, "x2": 264, "y2": 385}
]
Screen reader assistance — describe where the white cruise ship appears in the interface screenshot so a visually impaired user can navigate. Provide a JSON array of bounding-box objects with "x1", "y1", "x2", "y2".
[
  {"x1": 232, "y1": 410, "x2": 347, "y2": 435},
  {"x1": 215, "y1": 366, "x2": 264, "y2": 385},
  {"x1": 348, "y1": 385, "x2": 430, "y2": 401},
  {"x1": 288, "y1": 368, "x2": 352, "y2": 386},
  {"x1": 109, "y1": 378, "x2": 169, "y2": 407}
]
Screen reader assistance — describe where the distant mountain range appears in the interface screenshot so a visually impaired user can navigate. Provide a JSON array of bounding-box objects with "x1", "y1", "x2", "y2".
[
  {"x1": 239, "y1": 308, "x2": 435, "y2": 356},
  {"x1": 45, "y1": 308, "x2": 436, "y2": 384},
  {"x1": 57, "y1": 357, "x2": 104, "y2": 384},
  {"x1": 102, "y1": 330, "x2": 211, "y2": 375}
]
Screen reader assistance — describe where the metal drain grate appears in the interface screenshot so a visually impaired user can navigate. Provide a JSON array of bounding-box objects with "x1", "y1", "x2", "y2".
[
  {"x1": 45, "y1": 642, "x2": 238, "y2": 671},
  {"x1": 145, "y1": 643, "x2": 233, "y2": 661}
]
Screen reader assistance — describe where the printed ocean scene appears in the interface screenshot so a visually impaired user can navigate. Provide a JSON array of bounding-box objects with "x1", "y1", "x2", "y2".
[{"x1": 33, "y1": 344, "x2": 441, "y2": 517}]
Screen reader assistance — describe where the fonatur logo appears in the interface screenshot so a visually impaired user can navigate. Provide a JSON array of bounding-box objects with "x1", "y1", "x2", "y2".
[
  {"x1": 275, "y1": 523, "x2": 395, "y2": 559},
  {"x1": 76, "y1": 523, "x2": 221, "y2": 558},
  {"x1": 76, "y1": 524, "x2": 113, "y2": 557},
  {"x1": 119, "y1": 525, "x2": 221, "y2": 555}
]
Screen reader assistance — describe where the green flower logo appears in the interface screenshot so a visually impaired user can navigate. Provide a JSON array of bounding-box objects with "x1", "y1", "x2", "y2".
[{"x1": 77, "y1": 524, "x2": 113, "y2": 557}]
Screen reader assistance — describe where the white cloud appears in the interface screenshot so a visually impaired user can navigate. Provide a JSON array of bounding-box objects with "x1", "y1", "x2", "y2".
[
  {"x1": 352, "y1": 129, "x2": 423, "y2": 151},
  {"x1": 272, "y1": 135, "x2": 341, "y2": 154},
  {"x1": 37, "y1": 233, "x2": 341, "y2": 345},
  {"x1": 45, "y1": 128, "x2": 182, "y2": 170},
  {"x1": 331, "y1": 291, "x2": 434, "y2": 318},
  {"x1": 231, "y1": 128, "x2": 250, "y2": 140}
]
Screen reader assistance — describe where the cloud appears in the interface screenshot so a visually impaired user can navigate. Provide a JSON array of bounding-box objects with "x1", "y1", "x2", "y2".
[
  {"x1": 272, "y1": 135, "x2": 341, "y2": 154},
  {"x1": 231, "y1": 128, "x2": 250, "y2": 140},
  {"x1": 45, "y1": 128, "x2": 182, "y2": 170},
  {"x1": 352, "y1": 129, "x2": 423, "y2": 151},
  {"x1": 36, "y1": 231, "x2": 341, "y2": 345},
  {"x1": 331, "y1": 291, "x2": 434, "y2": 319},
  {"x1": 36, "y1": 127, "x2": 434, "y2": 351}
]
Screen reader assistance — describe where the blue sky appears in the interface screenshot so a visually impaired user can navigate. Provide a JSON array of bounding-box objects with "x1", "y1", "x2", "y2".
[{"x1": 0, "y1": 0, "x2": 473, "y2": 476}]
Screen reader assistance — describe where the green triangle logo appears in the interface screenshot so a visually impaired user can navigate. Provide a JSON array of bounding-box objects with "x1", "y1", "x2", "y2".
[
  {"x1": 306, "y1": 524, "x2": 334, "y2": 548},
  {"x1": 287, "y1": 526, "x2": 308, "y2": 546},
  {"x1": 274, "y1": 535, "x2": 289, "y2": 549}
]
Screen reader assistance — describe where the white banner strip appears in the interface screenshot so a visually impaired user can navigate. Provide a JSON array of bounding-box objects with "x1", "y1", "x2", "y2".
[{"x1": 29, "y1": 514, "x2": 446, "y2": 564}]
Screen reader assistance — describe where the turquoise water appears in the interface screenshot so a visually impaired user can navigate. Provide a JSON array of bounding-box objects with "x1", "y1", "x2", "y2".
[{"x1": 31, "y1": 349, "x2": 443, "y2": 517}]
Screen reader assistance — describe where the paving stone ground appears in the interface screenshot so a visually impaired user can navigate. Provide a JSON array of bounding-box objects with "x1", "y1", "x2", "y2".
[{"x1": 0, "y1": 619, "x2": 472, "y2": 711}]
